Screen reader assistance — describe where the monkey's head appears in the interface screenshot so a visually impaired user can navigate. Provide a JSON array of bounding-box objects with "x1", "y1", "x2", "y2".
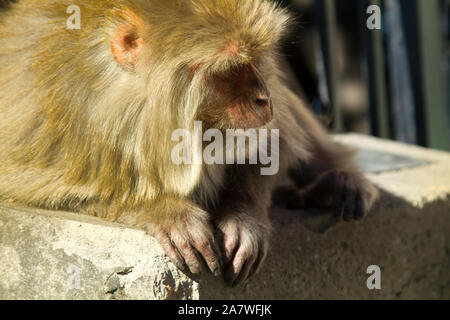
[{"x1": 108, "y1": 0, "x2": 291, "y2": 130}]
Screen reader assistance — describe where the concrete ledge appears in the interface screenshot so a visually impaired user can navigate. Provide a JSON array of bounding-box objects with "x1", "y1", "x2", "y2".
[{"x1": 0, "y1": 134, "x2": 449, "y2": 299}]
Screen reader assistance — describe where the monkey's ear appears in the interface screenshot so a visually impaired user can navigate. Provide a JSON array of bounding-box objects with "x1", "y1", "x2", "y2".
[{"x1": 110, "y1": 10, "x2": 145, "y2": 69}]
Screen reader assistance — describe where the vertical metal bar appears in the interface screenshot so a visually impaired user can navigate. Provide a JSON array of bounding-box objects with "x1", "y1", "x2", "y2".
[
  {"x1": 445, "y1": 0, "x2": 450, "y2": 137},
  {"x1": 371, "y1": 0, "x2": 391, "y2": 139},
  {"x1": 416, "y1": 0, "x2": 449, "y2": 150},
  {"x1": 316, "y1": 0, "x2": 343, "y2": 132},
  {"x1": 360, "y1": 0, "x2": 391, "y2": 138},
  {"x1": 385, "y1": 0, "x2": 418, "y2": 144},
  {"x1": 400, "y1": 0, "x2": 426, "y2": 146}
]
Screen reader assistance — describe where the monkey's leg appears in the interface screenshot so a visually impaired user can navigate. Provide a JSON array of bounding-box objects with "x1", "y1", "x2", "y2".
[
  {"x1": 116, "y1": 198, "x2": 222, "y2": 276},
  {"x1": 214, "y1": 165, "x2": 276, "y2": 287},
  {"x1": 288, "y1": 165, "x2": 379, "y2": 221},
  {"x1": 284, "y1": 89, "x2": 379, "y2": 221}
]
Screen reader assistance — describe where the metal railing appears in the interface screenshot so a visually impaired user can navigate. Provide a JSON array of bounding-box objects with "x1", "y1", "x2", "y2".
[{"x1": 286, "y1": 0, "x2": 450, "y2": 151}]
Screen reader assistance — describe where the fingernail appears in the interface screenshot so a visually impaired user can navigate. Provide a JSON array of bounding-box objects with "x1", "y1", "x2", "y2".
[
  {"x1": 189, "y1": 264, "x2": 201, "y2": 275},
  {"x1": 211, "y1": 266, "x2": 221, "y2": 277},
  {"x1": 175, "y1": 261, "x2": 185, "y2": 271}
]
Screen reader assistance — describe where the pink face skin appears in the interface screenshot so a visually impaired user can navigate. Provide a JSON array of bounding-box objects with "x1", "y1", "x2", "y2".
[
  {"x1": 194, "y1": 61, "x2": 273, "y2": 130},
  {"x1": 215, "y1": 63, "x2": 273, "y2": 128}
]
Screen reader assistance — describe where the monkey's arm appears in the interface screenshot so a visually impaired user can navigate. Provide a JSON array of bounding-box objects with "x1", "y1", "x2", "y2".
[
  {"x1": 213, "y1": 164, "x2": 277, "y2": 287},
  {"x1": 284, "y1": 89, "x2": 379, "y2": 221}
]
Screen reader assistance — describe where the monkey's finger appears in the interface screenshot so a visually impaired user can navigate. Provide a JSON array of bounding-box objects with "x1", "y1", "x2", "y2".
[
  {"x1": 246, "y1": 247, "x2": 267, "y2": 283},
  {"x1": 289, "y1": 172, "x2": 338, "y2": 209},
  {"x1": 233, "y1": 245, "x2": 261, "y2": 287},
  {"x1": 315, "y1": 192, "x2": 335, "y2": 208},
  {"x1": 171, "y1": 229, "x2": 202, "y2": 274},
  {"x1": 224, "y1": 263, "x2": 239, "y2": 287},
  {"x1": 231, "y1": 258, "x2": 254, "y2": 287},
  {"x1": 354, "y1": 194, "x2": 366, "y2": 221},
  {"x1": 221, "y1": 225, "x2": 240, "y2": 264},
  {"x1": 342, "y1": 191, "x2": 356, "y2": 222},
  {"x1": 224, "y1": 244, "x2": 251, "y2": 287},
  {"x1": 312, "y1": 170, "x2": 344, "y2": 208},
  {"x1": 191, "y1": 236, "x2": 222, "y2": 276},
  {"x1": 157, "y1": 233, "x2": 187, "y2": 272}
]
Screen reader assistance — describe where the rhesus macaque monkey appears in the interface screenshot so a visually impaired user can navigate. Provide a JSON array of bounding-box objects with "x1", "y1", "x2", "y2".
[{"x1": 0, "y1": 0, "x2": 378, "y2": 287}]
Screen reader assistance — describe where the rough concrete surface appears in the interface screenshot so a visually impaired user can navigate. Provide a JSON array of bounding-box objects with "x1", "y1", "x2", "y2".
[{"x1": 0, "y1": 134, "x2": 449, "y2": 300}]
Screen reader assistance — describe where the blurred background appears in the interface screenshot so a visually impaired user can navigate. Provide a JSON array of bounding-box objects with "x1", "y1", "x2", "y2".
[
  {"x1": 1, "y1": 0, "x2": 448, "y2": 151},
  {"x1": 278, "y1": 0, "x2": 450, "y2": 151}
]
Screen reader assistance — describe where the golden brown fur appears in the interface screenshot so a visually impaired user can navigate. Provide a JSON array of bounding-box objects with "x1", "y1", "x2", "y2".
[{"x1": 0, "y1": 0, "x2": 378, "y2": 286}]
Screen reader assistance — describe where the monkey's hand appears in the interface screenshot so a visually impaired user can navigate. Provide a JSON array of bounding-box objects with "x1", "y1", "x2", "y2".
[
  {"x1": 287, "y1": 170, "x2": 379, "y2": 221},
  {"x1": 215, "y1": 212, "x2": 271, "y2": 287},
  {"x1": 145, "y1": 207, "x2": 222, "y2": 277}
]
